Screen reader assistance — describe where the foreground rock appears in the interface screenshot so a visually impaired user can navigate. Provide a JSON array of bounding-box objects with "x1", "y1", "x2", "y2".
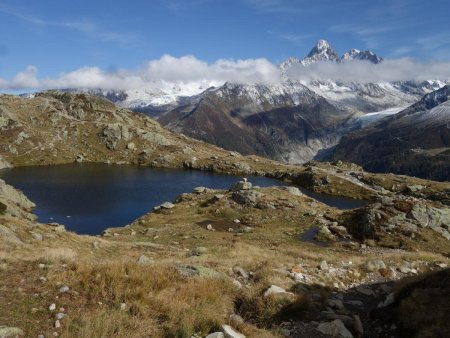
[{"x1": 0, "y1": 326, "x2": 24, "y2": 337}]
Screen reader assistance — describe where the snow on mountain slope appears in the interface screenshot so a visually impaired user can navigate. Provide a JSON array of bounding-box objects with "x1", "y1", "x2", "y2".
[
  {"x1": 72, "y1": 39, "x2": 447, "y2": 121},
  {"x1": 119, "y1": 80, "x2": 220, "y2": 108},
  {"x1": 341, "y1": 49, "x2": 383, "y2": 64},
  {"x1": 357, "y1": 106, "x2": 407, "y2": 127}
]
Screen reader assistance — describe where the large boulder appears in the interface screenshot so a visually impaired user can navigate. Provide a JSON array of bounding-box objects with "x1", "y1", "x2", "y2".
[
  {"x1": 230, "y1": 180, "x2": 252, "y2": 191},
  {"x1": 231, "y1": 190, "x2": 263, "y2": 206}
]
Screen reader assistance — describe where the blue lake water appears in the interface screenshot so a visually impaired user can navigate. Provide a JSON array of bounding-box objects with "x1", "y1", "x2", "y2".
[{"x1": 0, "y1": 163, "x2": 367, "y2": 235}]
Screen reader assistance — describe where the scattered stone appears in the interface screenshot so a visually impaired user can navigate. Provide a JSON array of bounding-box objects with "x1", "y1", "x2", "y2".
[
  {"x1": 364, "y1": 260, "x2": 386, "y2": 272},
  {"x1": 75, "y1": 154, "x2": 85, "y2": 163},
  {"x1": 232, "y1": 279, "x2": 243, "y2": 288},
  {"x1": 175, "y1": 264, "x2": 222, "y2": 278},
  {"x1": 329, "y1": 225, "x2": 348, "y2": 236},
  {"x1": 59, "y1": 286, "x2": 70, "y2": 294},
  {"x1": 263, "y1": 285, "x2": 294, "y2": 298},
  {"x1": 230, "y1": 181, "x2": 252, "y2": 191},
  {"x1": 398, "y1": 264, "x2": 412, "y2": 274},
  {"x1": 206, "y1": 333, "x2": 225, "y2": 338},
  {"x1": 189, "y1": 247, "x2": 207, "y2": 256},
  {"x1": 222, "y1": 324, "x2": 246, "y2": 338},
  {"x1": 317, "y1": 320, "x2": 353, "y2": 338},
  {"x1": 327, "y1": 299, "x2": 345, "y2": 310},
  {"x1": 54, "y1": 320, "x2": 60, "y2": 329},
  {"x1": 154, "y1": 202, "x2": 175, "y2": 211},
  {"x1": 32, "y1": 232, "x2": 43, "y2": 241},
  {"x1": 229, "y1": 314, "x2": 244, "y2": 324},
  {"x1": 0, "y1": 326, "x2": 24, "y2": 337},
  {"x1": 378, "y1": 292, "x2": 395, "y2": 308},
  {"x1": 280, "y1": 186, "x2": 303, "y2": 196},
  {"x1": 320, "y1": 260, "x2": 329, "y2": 270},
  {"x1": 232, "y1": 266, "x2": 249, "y2": 279},
  {"x1": 242, "y1": 226, "x2": 252, "y2": 233},
  {"x1": 206, "y1": 224, "x2": 214, "y2": 231},
  {"x1": 193, "y1": 186, "x2": 206, "y2": 194},
  {"x1": 55, "y1": 313, "x2": 65, "y2": 320},
  {"x1": 126, "y1": 142, "x2": 135, "y2": 150},
  {"x1": 315, "y1": 226, "x2": 336, "y2": 242},
  {"x1": 49, "y1": 303, "x2": 56, "y2": 311},
  {"x1": 136, "y1": 255, "x2": 154, "y2": 265}
]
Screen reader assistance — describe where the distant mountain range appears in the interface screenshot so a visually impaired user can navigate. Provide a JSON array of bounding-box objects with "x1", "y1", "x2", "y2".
[{"x1": 40, "y1": 40, "x2": 450, "y2": 179}]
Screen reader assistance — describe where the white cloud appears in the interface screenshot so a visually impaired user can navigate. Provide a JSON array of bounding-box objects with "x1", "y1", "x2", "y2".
[
  {"x1": 10, "y1": 65, "x2": 40, "y2": 89},
  {"x1": 2, "y1": 55, "x2": 450, "y2": 91},
  {"x1": 0, "y1": 55, "x2": 281, "y2": 90},
  {"x1": 287, "y1": 58, "x2": 450, "y2": 83}
]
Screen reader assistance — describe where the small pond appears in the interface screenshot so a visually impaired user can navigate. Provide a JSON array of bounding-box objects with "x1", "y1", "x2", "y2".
[{"x1": 0, "y1": 163, "x2": 367, "y2": 235}]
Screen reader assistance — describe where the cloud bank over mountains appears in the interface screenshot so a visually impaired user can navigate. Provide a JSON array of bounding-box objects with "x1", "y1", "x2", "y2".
[
  {"x1": 1, "y1": 54, "x2": 450, "y2": 91},
  {"x1": 287, "y1": 58, "x2": 450, "y2": 83}
]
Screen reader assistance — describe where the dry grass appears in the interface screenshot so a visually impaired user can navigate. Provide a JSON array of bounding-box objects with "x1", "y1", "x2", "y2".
[{"x1": 53, "y1": 262, "x2": 236, "y2": 338}]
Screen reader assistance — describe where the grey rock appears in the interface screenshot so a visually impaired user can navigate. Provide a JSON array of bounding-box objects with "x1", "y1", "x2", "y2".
[
  {"x1": 59, "y1": 286, "x2": 70, "y2": 293},
  {"x1": 206, "y1": 333, "x2": 225, "y2": 338},
  {"x1": 317, "y1": 320, "x2": 353, "y2": 338},
  {"x1": 101, "y1": 124, "x2": 122, "y2": 150},
  {"x1": 136, "y1": 255, "x2": 154, "y2": 265},
  {"x1": 189, "y1": 247, "x2": 207, "y2": 256},
  {"x1": 281, "y1": 186, "x2": 304, "y2": 196},
  {"x1": 0, "y1": 225, "x2": 23, "y2": 246},
  {"x1": 263, "y1": 285, "x2": 294, "y2": 298},
  {"x1": 231, "y1": 190, "x2": 263, "y2": 205},
  {"x1": 175, "y1": 264, "x2": 222, "y2": 278},
  {"x1": 232, "y1": 266, "x2": 249, "y2": 279},
  {"x1": 55, "y1": 313, "x2": 65, "y2": 320},
  {"x1": 230, "y1": 181, "x2": 252, "y2": 191},
  {"x1": 193, "y1": 186, "x2": 206, "y2": 194},
  {"x1": 0, "y1": 326, "x2": 24, "y2": 337},
  {"x1": 327, "y1": 299, "x2": 345, "y2": 310},
  {"x1": 364, "y1": 260, "x2": 386, "y2": 272},
  {"x1": 378, "y1": 292, "x2": 395, "y2": 308},
  {"x1": 158, "y1": 202, "x2": 175, "y2": 210},
  {"x1": 32, "y1": 233, "x2": 43, "y2": 241},
  {"x1": 222, "y1": 325, "x2": 246, "y2": 338},
  {"x1": 320, "y1": 260, "x2": 329, "y2": 270}
]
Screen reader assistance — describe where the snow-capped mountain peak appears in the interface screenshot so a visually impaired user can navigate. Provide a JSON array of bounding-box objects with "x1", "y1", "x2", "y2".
[
  {"x1": 341, "y1": 49, "x2": 383, "y2": 64},
  {"x1": 302, "y1": 39, "x2": 340, "y2": 66}
]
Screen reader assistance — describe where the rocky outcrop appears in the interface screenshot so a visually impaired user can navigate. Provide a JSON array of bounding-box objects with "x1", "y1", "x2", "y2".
[
  {"x1": 339, "y1": 196, "x2": 450, "y2": 246},
  {"x1": 0, "y1": 178, "x2": 35, "y2": 220}
]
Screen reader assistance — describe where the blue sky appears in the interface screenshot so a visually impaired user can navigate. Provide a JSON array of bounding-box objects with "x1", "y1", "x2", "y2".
[{"x1": 1, "y1": 0, "x2": 450, "y2": 88}]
